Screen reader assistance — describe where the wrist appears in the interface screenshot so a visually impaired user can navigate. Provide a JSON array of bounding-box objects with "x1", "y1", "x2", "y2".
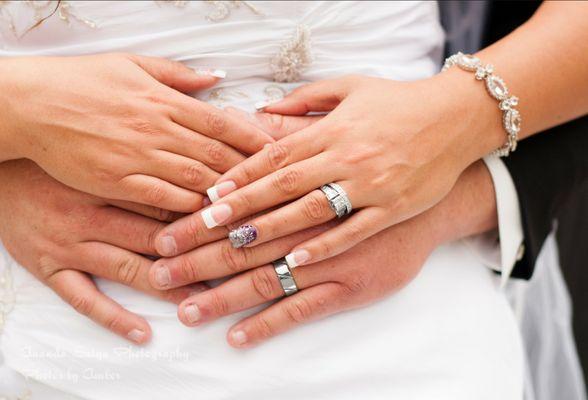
[
  {"x1": 409, "y1": 160, "x2": 498, "y2": 248},
  {"x1": 429, "y1": 67, "x2": 508, "y2": 164}
]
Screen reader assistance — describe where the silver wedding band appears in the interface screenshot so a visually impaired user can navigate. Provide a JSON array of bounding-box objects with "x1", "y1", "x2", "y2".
[
  {"x1": 320, "y1": 183, "x2": 352, "y2": 218},
  {"x1": 272, "y1": 258, "x2": 298, "y2": 296}
]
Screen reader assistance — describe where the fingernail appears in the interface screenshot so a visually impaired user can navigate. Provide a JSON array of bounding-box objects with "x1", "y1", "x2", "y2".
[
  {"x1": 201, "y1": 204, "x2": 233, "y2": 229},
  {"x1": 206, "y1": 181, "x2": 237, "y2": 203},
  {"x1": 228, "y1": 225, "x2": 258, "y2": 248},
  {"x1": 230, "y1": 330, "x2": 248, "y2": 346},
  {"x1": 159, "y1": 235, "x2": 177, "y2": 256},
  {"x1": 184, "y1": 304, "x2": 201, "y2": 324},
  {"x1": 194, "y1": 68, "x2": 227, "y2": 79},
  {"x1": 154, "y1": 265, "x2": 171, "y2": 288},
  {"x1": 127, "y1": 329, "x2": 146, "y2": 344},
  {"x1": 285, "y1": 249, "x2": 311, "y2": 269}
]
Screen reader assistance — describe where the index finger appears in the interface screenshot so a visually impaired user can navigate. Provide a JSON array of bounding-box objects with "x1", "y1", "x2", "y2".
[{"x1": 171, "y1": 95, "x2": 274, "y2": 155}]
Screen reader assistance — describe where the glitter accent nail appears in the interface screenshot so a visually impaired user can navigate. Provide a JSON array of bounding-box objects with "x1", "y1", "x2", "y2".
[{"x1": 228, "y1": 225, "x2": 258, "y2": 248}]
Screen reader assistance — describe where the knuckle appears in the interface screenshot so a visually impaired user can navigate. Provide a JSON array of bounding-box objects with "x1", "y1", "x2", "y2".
[
  {"x1": 206, "y1": 110, "x2": 228, "y2": 138},
  {"x1": 219, "y1": 242, "x2": 245, "y2": 273},
  {"x1": 183, "y1": 162, "x2": 204, "y2": 187},
  {"x1": 251, "y1": 267, "x2": 278, "y2": 301},
  {"x1": 37, "y1": 255, "x2": 61, "y2": 280},
  {"x1": 144, "y1": 184, "x2": 167, "y2": 206},
  {"x1": 70, "y1": 294, "x2": 95, "y2": 316},
  {"x1": 316, "y1": 240, "x2": 333, "y2": 258},
  {"x1": 272, "y1": 168, "x2": 302, "y2": 195},
  {"x1": 187, "y1": 216, "x2": 206, "y2": 248},
  {"x1": 253, "y1": 316, "x2": 275, "y2": 339},
  {"x1": 284, "y1": 298, "x2": 313, "y2": 324},
  {"x1": 302, "y1": 193, "x2": 330, "y2": 221},
  {"x1": 205, "y1": 140, "x2": 226, "y2": 167},
  {"x1": 114, "y1": 257, "x2": 142, "y2": 286},
  {"x1": 208, "y1": 290, "x2": 229, "y2": 316},
  {"x1": 178, "y1": 256, "x2": 200, "y2": 283},
  {"x1": 155, "y1": 208, "x2": 175, "y2": 222},
  {"x1": 104, "y1": 314, "x2": 125, "y2": 332},
  {"x1": 342, "y1": 270, "x2": 371, "y2": 295},
  {"x1": 266, "y1": 142, "x2": 290, "y2": 170},
  {"x1": 232, "y1": 191, "x2": 253, "y2": 213},
  {"x1": 125, "y1": 116, "x2": 160, "y2": 136},
  {"x1": 343, "y1": 223, "x2": 363, "y2": 242}
]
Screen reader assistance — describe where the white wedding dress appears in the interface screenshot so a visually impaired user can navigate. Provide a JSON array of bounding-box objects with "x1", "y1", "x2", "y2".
[{"x1": 0, "y1": 2, "x2": 524, "y2": 399}]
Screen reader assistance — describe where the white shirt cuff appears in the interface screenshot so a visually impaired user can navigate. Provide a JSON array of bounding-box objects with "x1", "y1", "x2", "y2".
[{"x1": 463, "y1": 155, "x2": 525, "y2": 286}]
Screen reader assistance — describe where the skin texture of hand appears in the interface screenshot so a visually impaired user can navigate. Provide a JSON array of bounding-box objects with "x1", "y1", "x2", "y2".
[
  {"x1": 0, "y1": 160, "x2": 206, "y2": 344},
  {"x1": 151, "y1": 159, "x2": 496, "y2": 349},
  {"x1": 149, "y1": 112, "x2": 498, "y2": 349},
  {"x1": 0, "y1": 53, "x2": 273, "y2": 212},
  {"x1": 155, "y1": 74, "x2": 488, "y2": 268}
]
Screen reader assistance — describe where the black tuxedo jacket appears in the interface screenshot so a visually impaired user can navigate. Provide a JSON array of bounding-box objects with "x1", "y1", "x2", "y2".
[{"x1": 481, "y1": 1, "x2": 588, "y2": 279}]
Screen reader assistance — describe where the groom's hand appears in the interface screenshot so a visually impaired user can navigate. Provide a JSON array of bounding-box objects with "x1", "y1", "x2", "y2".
[{"x1": 0, "y1": 160, "x2": 205, "y2": 344}]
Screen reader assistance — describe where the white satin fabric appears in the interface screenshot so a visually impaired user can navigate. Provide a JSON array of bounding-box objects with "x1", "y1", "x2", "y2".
[{"x1": 0, "y1": 2, "x2": 524, "y2": 399}]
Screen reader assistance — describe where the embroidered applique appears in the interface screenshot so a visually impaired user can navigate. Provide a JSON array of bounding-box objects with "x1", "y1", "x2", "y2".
[
  {"x1": 0, "y1": 0, "x2": 96, "y2": 39},
  {"x1": 270, "y1": 25, "x2": 313, "y2": 83},
  {"x1": 263, "y1": 84, "x2": 287, "y2": 102},
  {"x1": 204, "y1": 0, "x2": 263, "y2": 22}
]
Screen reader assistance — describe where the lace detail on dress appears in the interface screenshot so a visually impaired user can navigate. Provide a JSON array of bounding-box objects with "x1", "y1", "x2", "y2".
[
  {"x1": 270, "y1": 25, "x2": 313, "y2": 83},
  {"x1": 204, "y1": 0, "x2": 263, "y2": 22},
  {"x1": 0, "y1": 255, "x2": 15, "y2": 334},
  {"x1": 0, "y1": 0, "x2": 96, "y2": 39}
]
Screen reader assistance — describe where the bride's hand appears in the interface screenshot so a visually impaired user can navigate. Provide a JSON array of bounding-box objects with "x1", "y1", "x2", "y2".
[
  {"x1": 0, "y1": 160, "x2": 205, "y2": 344},
  {"x1": 0, "y1": 54, "x2": 273, "y2": 212},
  {"x1": 186, "y1": 73, "x2": 498, "y2": 266}
]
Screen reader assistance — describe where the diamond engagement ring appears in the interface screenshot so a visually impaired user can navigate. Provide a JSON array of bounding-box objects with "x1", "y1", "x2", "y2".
[
  {"x1": 320, "y1": 183, "x2": 352, "y2": 218},
  {"x1": 272, "y1": 258, "x2": 298, "y2": 296}
]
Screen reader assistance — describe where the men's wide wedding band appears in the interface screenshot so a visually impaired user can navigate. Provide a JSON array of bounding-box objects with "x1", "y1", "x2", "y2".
[
  {"x1": 320, "y1": 183, "x2": 352, "y2": 218},
  {"x1": 272, "y1": 258, "x2": 298, "y2": 296}
]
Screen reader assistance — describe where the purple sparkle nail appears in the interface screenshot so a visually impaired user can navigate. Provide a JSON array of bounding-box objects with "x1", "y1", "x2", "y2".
[{"x1": 228, "y1": 225, "x2": 258, "y2": 248}]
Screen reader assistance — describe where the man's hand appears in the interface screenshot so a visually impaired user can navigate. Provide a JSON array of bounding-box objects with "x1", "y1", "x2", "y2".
[{"x1": 0, "y1": 160, "x2": 205, "y2": 344}]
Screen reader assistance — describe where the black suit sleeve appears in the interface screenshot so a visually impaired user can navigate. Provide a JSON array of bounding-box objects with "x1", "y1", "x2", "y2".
[{"x1": 504, "y1": 117, "x2": 588, "y2": 279}]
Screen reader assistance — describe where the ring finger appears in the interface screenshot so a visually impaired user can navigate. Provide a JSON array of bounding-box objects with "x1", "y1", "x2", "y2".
[
  {"x1": 227, "y1": 187, "x2": 340, "y2": 249},
  {"x1": 177, "y1": 261, "x2": 329, "y2": 327}
]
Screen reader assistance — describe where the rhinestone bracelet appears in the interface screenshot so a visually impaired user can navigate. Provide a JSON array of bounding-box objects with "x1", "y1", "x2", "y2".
[{"x1": 442, "y1": 52, "x2": 521, "y2": 157}]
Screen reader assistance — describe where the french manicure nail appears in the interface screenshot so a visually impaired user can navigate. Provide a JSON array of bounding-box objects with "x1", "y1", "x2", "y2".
[
  {"x1": 228, "y1": 225, "x2": 258, "y2": 248},
  {"x1": 194, "y1": 68, "x2": 227, "y2": 79},
  {"x1": 285, "y1": 249, "x2": 311, "y2": 269},
  {"x1": 127, "y1": 329, "x2": 146, "y2": 344},
  {"x1": 184, "y1": 304, "x2": 201, "y2": 324},
  {"x1": 154, "y1": 265, "x2": 171, "y2": 288},
  {"x1": 201, "y1": 204, "x2": 233, "y2": 229},
  {"x1": 206, "y1": 181, "x2": 237, "y2": 203},
  {"x1": 231, "y1": 330, "x2": 247, "y2": 346},
  {"x1": 159, "y1": 235, "x2": 177, "y2": 256}
]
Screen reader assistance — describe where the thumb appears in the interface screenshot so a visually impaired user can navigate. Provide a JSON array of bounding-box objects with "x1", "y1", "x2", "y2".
[
  {"x1": 225, "y1": 107, "x2": 322, "y2": 140},
  {"x1": 128, "y1": 54, "x2": 225, "y2": 93},
  {"x1": 261, "y1": 76, "x2": 356, "y2": 115}
]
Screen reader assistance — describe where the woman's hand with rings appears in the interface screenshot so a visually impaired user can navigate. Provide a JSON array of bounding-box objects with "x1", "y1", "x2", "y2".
[
  {"x1": 161, "y1": 74, "x2": 493, "y2": 265},
  {"x1": 0, "y1": 54, "x2": 273, "y2": 212}
]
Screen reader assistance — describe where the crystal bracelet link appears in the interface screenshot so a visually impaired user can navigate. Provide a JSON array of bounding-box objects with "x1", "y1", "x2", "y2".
[{"x1": 442, "y1": 52, "x2": 521, "y2": 157}]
